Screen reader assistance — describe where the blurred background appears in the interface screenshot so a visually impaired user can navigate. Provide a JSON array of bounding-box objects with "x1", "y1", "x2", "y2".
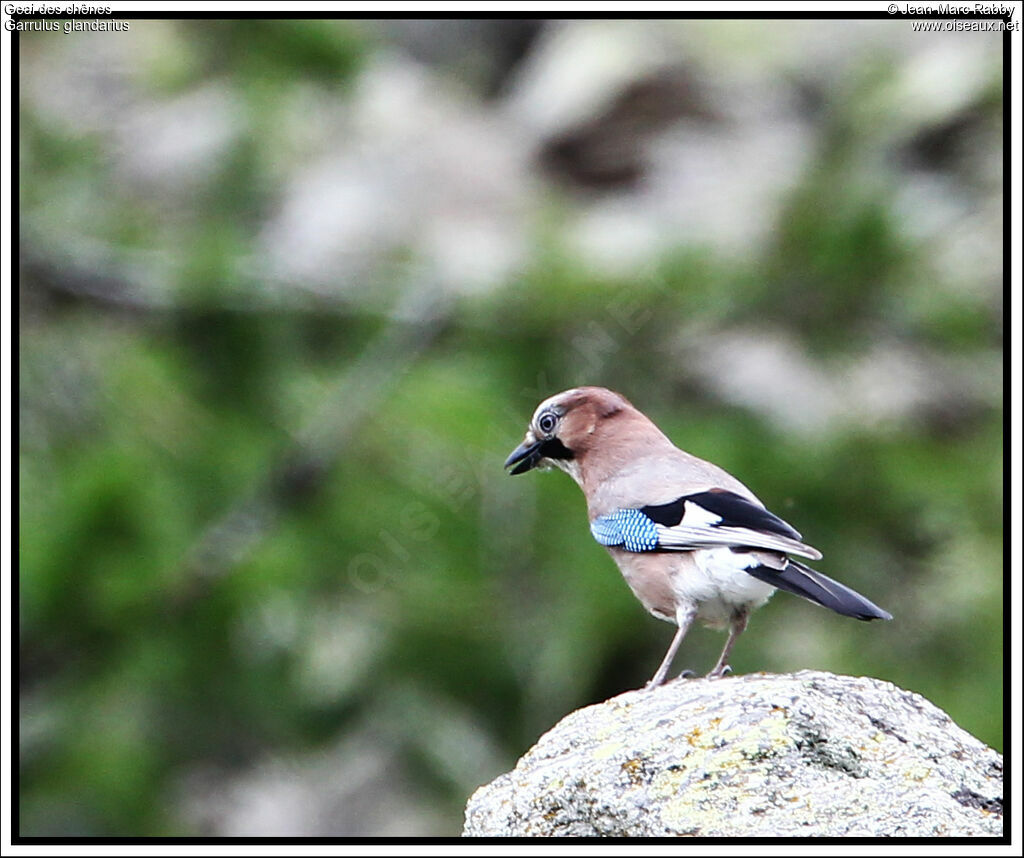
[{"x1": 18, "y1": 17, "x2": 1003, "y2": 836}]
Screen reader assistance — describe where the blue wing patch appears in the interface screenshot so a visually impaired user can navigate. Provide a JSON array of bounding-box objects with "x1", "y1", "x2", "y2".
[{"x1": 590, "y1": 508, "x2": 660, "y2": 552}]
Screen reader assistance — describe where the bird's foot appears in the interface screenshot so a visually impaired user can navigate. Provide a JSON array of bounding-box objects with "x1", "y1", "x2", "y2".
[
  {"x1": 705, "y1": 664, "x2": 733, "y2": 679},
  {"x1": 674, "y1": 669, "x2": 696, "y2": 681}
]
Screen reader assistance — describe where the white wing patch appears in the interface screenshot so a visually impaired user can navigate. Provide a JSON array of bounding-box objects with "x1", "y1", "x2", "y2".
[
  {"x1": 680, "y1": 500, "x2": 723, "y2": 528},
  {"x1": 654, "y1": 523, "x2": 823, "y2": 560}
]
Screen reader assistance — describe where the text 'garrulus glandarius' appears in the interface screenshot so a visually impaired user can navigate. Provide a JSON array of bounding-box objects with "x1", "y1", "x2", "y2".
[{"x1": 505, "y1": 387, "x2": 891, "y2": 688}]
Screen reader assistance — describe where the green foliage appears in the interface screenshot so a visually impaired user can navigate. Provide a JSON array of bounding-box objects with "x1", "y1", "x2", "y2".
[{"x1": 182, "y1": 20, "x2": 367, "y2": 89}]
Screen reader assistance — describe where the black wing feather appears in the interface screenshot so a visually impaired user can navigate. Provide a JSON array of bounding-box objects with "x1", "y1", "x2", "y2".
[{"x1": 642, "y1": 489, "x2": 803, "y2": 540}]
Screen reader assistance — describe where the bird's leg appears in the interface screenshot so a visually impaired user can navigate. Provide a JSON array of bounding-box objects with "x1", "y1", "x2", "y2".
[
  {"x1": 706, "y1": 609, "x2": 748, "y2": 679},
  {"x1": 645, "y1": 604, "x2": 697, "y2": 690}
]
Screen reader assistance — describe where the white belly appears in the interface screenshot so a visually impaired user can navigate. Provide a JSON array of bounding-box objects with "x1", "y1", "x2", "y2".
[{"x1": 672, "y1": 548, "x2": 776, "y2": 629}]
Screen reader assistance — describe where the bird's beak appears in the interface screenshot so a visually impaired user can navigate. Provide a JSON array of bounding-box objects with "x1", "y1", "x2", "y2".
[{"x1": 504, "y1": 433, "x2": 545, "y2": 475}]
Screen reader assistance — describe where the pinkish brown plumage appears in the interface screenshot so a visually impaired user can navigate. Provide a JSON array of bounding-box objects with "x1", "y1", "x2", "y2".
[{"x1": 505, "y1": 386, "x2": 891, "y2": 688}]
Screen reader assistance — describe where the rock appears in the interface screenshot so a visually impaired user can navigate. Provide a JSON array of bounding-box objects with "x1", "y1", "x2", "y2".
[{"x1": 462, "y1": 670, "x2": 1002, "y2": 837}]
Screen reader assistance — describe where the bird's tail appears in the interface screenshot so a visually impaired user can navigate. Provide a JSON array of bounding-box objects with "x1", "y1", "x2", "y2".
[{"x1": 745, "y1": 559, "x2": 892, "y2": 621}]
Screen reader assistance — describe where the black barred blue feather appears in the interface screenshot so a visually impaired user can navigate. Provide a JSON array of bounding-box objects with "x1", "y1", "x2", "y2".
[{"x1": 590, "y1": 508, "x2": 659, "y2": 552}]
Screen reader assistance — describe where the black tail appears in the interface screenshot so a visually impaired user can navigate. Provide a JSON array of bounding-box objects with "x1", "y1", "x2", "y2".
[{"x1": 745, "y1": 560, "x2": 892, "y2": 621}]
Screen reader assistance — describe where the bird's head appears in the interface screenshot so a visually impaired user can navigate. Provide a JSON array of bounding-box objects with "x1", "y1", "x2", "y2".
[{"x1": 504, "y1": 387, "x2": 637, "y2": 481}]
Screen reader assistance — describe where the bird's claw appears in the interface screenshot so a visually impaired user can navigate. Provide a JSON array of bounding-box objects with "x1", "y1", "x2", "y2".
[
  {"x1": 675, "y1": 669, "x2": 696, "y2": 680},
  {"x1": 706, "y1": 664, "x2": 733, "y2": 679}
]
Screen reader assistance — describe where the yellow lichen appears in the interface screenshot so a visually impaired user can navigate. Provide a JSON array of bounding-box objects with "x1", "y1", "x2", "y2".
[
  {"x1": 902, "y1": 763, "x2": 933, "y2": 782},
  {"x1": 592, "y1": 740, "x2": 625, "y2": 760},
  {"x1": 620, "y1": 758, "x2": 645, "y2": 786}
]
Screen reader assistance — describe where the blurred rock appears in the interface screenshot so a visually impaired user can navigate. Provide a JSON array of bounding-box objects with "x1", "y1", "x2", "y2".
[
  {"x1": 20, "y1": 20, "x2": 1003, "y2": 298},
  {"x1": 260, "y1": 52, "x2": 535, "y2": 297},
  {"x1": 176, "y1": 727, "x2": 447, "y2": 836},
  {"x1": 537, "y1": 66, "x2": 720, "y2": 190},
  {"x1": 378, "y1": 19, "x2": 546, "y2": 98},
  {"x1": 463, "y1": 670, "x2": 1002, "y2": 837},
  {"x1": 505, "y1": 20, "x2": 817, "y2": 268},
  {"x1": 113, "y1": 83, "x2": 241, "y2": 192},
  {"x1": 677, "y1": 327, "x2": 1001, "y2": 438}
]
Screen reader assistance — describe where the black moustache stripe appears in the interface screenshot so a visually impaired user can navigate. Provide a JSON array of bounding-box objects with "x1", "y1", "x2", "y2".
[{"x1": 539, "y1": 438, "x2": 574, "y2": 460}]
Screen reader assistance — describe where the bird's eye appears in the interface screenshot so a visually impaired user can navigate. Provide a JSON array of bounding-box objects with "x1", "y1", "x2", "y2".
[{"x1": 538, "y1": 412, "x2": 557, "y2": 435}]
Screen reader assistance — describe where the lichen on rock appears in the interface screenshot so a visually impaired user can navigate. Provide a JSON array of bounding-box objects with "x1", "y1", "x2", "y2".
[{"x1": 462, "y1": 670, "x2": 1003, "y2": 837}]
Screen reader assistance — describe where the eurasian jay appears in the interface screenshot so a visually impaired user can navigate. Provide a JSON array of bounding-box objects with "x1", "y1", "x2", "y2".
[{"x1": 504, "y1": 386, "x2": 891, "y2": 688}]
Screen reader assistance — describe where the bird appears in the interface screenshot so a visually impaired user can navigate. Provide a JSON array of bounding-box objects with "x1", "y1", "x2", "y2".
[{"x1": 504, "y1": 386, "x2": 891, "y2": 688}]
